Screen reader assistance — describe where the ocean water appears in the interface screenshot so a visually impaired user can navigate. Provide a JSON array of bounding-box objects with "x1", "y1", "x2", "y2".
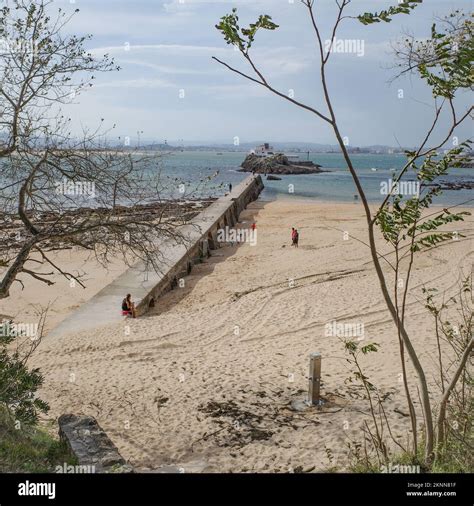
[
  {"x1": 1, "y1": 151, "x2": 471, "y2": 208},
  {"x1": 160, "y1": 151, "x2": 474, "y2": 207}
]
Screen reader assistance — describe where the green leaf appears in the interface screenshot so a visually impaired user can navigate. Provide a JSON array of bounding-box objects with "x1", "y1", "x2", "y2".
[
  {"x1": 216, "y1": 8, "x2": 278, "y2": 55},
  {"x1": 358, "y1": 1, "x2": 423, "y2": 25},
  {"x1": 344, "y1": 340, "x2": 358, "y2": 353},
  {"x1": 361, "y1": 343, "x2": 380, "y2": 354}
]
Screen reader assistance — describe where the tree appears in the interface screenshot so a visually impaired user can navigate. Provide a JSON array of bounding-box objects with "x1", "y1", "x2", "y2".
[
  {"x1": 0, "y1": 0, "x2": 199, "y2": 299},
  {"x1": 214, "y1": 1, "x2": 473, "y2": 466}
]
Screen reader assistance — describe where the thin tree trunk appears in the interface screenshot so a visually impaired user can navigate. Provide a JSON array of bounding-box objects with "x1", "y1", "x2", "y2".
[
  {"x1": 434, "y1": 317, "x2": 445, "y2": 393},
  {"x1": 398, "y1": 338, "x2": 418, "y2": 454},
  {"x1": 401, "y1": 224, "x2": 420, "y2": 455},
  {"x1": 395, "y1": 245, "x2": 418, "y2": 455}
]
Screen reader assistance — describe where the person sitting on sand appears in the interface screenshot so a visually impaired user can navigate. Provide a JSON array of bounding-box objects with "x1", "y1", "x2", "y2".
[{"x1": 122, "y1": 294, "x2": 137, "y2": 318}]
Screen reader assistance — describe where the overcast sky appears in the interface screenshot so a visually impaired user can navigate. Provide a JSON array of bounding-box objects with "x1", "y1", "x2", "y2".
[{"x1": 58, "y1": 0, "x2": 472, "y2": 147}]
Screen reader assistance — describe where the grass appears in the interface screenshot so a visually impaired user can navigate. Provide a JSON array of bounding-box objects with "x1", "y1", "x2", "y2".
[
  {"x1": 348, "y1": 438, "x2": 473, "y2": 474},
  {"x1": 0, "y1": 406, "x2": 77, "y2": 473}
]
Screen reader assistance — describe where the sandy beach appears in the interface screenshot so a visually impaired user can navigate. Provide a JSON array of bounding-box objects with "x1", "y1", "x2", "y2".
[
  {"x1": 11, "y1": 198, "x2": 473, "y2": 472},
  {"x1": 0, "y1": 249, "x2": 130, "y2": 334}
]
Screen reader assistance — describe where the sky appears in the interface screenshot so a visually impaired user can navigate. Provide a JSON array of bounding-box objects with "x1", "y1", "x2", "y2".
[{"x1": 55, "y1": 0, "x2": 472, "y2": 147}]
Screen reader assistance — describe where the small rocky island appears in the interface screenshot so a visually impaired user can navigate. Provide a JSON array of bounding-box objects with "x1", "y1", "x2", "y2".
[{"x1": 239, "y1": 153, "x2": 325, "y2": 175}]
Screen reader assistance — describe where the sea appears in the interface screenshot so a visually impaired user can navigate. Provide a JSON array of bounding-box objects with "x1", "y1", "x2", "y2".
[{"x1": 159, "y1": 151, "x2": 474, "y2": 207}]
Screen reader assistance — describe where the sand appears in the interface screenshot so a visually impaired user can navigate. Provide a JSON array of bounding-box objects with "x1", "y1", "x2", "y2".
[
  {"x1": 6, "y1": 199, "x2": 473, "y2": 472},
  {"x1": 0, "y1": 249, "x2": 130, "y2": 334}
]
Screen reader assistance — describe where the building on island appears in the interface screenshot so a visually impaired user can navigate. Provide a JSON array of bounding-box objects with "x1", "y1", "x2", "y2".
[{"x1": 251, "y1": 143, "x2": 275, "y2": 157}]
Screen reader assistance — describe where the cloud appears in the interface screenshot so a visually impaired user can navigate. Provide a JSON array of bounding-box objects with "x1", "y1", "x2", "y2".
[
  {"x1": 253, "y1": 46, "x2": 315, "y2": 75},
  {"x1": 200, "y1": 83, "x2": 269, "y2": 99},
  {"x1": 163, "y1": 0, "x2": 275, "y2": 14},
  {"x1": 89, "y1": 44, "x2": 228, "y2": 56},
  {"x1": 93, "y1": 78, "x2": 174, "y2": 89},
  {"x1": 60, "y1": 0, "x2": 471, "y2": 145},
  {"x1": 119, "y1": 59, "x2": 219, "y2": 75},
  {"x1": 88, "y1": 43, "x2": 313, "y2": 90}
]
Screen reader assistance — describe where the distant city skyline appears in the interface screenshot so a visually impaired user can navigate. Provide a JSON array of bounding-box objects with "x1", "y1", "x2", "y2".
[
  {"x1": 58, "y1": 0, "x2": 472, "y2": 147},
  {"x1": 105, "y1": 138, "x2": 448, "y2": 152}
]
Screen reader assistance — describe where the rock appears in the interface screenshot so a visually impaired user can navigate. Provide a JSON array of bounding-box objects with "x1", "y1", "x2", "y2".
[
  {"x1": 454, "y1": 158, "x2": 474, "y2": 168},
  {"x1": 266, "y1": 175, "x2": 282, "y2": 181},
  {"x1": 239, "y1": 153, "x2": 325, "y2": 175},
  {"x1": 290, "y1": 399, "x2": 311, "y2": 412},
  {"x1": 425, "y1": 180, "x2": 474, "y2": 191},
  {"x1": 58, "y1": 414, "x2": 133, "y2": 473}
]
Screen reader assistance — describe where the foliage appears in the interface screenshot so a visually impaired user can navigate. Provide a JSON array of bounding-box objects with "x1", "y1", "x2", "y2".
[
  {"x1": 358, "y1": 1, "x2": 423, "y2": 25},
  {"x1": 0, "y1": 406, "x2": 75, "y2": 472},
  {"x1": 344, "y1": 340, "x2": 380, "y2": 392},
  {"x1": 376, "y1": 144, "x2": 472, "y2": 251},
  {"x1": 399, "y1": 11, "x2": 474, "y2": 98},
  {"x1": 0, "y1": 320, "x2": 49, "y2": 425},
  {"x1": 423, "y1": 277, "x2": 473, "y2": 469},
  {"x1": 215, "y1": 7, "x2": 278, "y2": 55}
]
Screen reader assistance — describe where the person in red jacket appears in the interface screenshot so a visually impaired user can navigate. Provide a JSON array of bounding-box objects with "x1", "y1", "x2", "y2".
[{"x1": 122, "y1": 294, "x2": 137, "y2": 318}]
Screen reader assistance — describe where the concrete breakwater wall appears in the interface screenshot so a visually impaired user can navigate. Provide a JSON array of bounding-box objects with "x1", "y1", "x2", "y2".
[
  {"x1": 135, "y1": 174, "x2": 264, "y2": 315},
  {"x1": 48, "y1": 175, "x2": 264, "y2": 338}
]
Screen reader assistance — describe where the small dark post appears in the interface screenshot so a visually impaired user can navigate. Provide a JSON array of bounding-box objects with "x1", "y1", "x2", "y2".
[{"x1": 308, "y1": 352, "x2": 322, "y2": 405}]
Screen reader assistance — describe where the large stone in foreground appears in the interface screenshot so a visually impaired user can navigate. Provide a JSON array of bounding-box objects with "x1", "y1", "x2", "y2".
[{"x1": 58, "y1": 414, "x2": 133, "y2": 473}]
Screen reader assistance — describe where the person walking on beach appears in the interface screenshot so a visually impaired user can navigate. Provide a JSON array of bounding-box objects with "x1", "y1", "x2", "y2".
[
  {"x1": 294, "y1": 229, "x2": 299, "y2": 248},
  {"x1": 291, "y1": 227, "x2": 296, "y2": 246},
  {"x1": 122, "y1": 294, "x2": 137, "y2": 318},
  {"x1": 229, "y1": 183, "x2": 232, "y2": 193}
]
